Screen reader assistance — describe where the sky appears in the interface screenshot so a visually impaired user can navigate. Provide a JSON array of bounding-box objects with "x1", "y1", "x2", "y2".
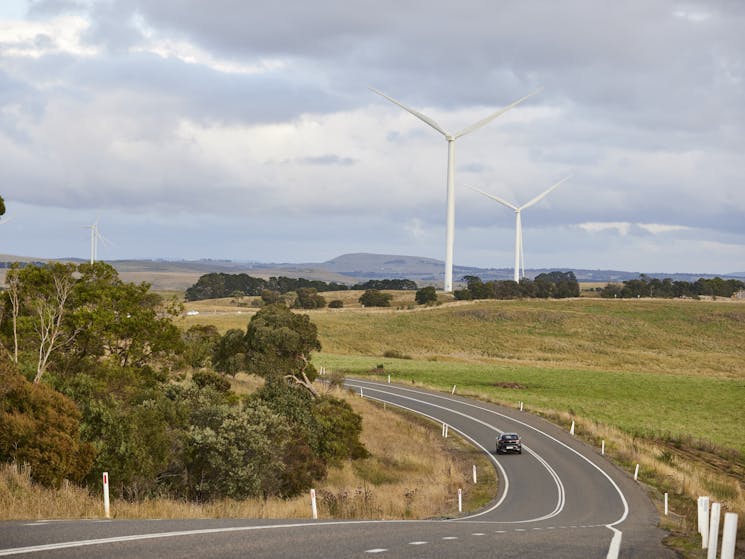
[{"x1": 1, "y1": 0, "x2": 743, "y2": 275}]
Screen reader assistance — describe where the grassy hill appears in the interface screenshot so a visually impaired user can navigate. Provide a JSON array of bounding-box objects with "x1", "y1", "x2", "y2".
[{"x1": 182, "y1": 297, "x2": 745, "y2": 456}]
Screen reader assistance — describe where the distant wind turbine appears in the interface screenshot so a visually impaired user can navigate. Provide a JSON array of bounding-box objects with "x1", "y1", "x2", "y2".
[
  {"x1": 469, "y1": 175, "x2": 571, "y2": 282},
  {"x1": 83, "y1": 218, "x2": 109, "y2": 264},
  {"x1": 371, "y1": 87, "x2": 542, "y2": 292}
]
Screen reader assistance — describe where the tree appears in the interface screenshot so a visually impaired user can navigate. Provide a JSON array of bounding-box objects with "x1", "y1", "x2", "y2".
[
  {"x1": 212, "y1": 329, "x2": 246, "y2": 376},
  {"x1": 182, "y1": 324, "x2": 221, "y2": 369},
  {"x1": 415, "y1": 286, "x2": 438, "y2": 305},
  {"x1": 244, "y1": 304, "x2": 322, "y2": 397},
  {"x1": 359, "y1": 289, "x2": 392, "y2": 307},
  {"x1": 294, "y1": 287, "x2": 327, "y2": 309}
]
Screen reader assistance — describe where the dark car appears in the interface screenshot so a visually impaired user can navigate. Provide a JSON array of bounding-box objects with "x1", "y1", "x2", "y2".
[{"x1": 496, "y1": 433, "x2": 522, "y2": 454}]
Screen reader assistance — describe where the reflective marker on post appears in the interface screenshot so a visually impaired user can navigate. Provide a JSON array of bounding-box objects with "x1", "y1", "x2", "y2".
[{"x1": 102, "y1": 472, "x2": 110, "y2": 519}]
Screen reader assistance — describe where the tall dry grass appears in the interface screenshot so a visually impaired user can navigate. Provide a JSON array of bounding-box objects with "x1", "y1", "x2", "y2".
[
  {"x1": 536, "y1": 408, "x2": 745, "y2": 535},
  {"x1": 0, "y1": 386, "x2": 493, "y2": 521}
]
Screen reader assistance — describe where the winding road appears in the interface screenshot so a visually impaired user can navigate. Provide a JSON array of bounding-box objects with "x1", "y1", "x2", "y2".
[{"x1": 0, "y1": 379, "x2": 674, "y2": 558}]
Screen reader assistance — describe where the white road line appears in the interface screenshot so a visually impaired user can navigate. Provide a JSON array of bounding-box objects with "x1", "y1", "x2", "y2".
[
  {"x1": 345, "y1": 382, "x2": 565, "y2": 522},
  {"x1": 365, "y1": 549, "x2": 387, "y2": 553},
  {"x1": 408, "y1": 541, "x2": 427, "y2": 545},
  {"x1": 472, "y1": 532, "x2": 485, "y2": 536},
  {"x1": 442, "y1": 536, "x2": 458, "y2": 540},
  {"x1": 348, "y1": 379, "x2": 630, "y2": 559}
]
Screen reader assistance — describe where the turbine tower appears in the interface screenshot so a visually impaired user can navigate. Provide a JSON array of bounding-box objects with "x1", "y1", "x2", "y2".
[
  {"x1": 371, "y1": 87, "x2": 541, "y2": 292},
  {"x1": 470, "y1": 175, "x2": 571, "y2": 282},
  {"x1": 84, "y1": 219, "x2": 108, "y2": 264}
]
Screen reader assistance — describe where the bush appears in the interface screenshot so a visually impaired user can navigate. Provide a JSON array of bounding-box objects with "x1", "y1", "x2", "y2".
[
  {"x1": 359, "y1": 289, "x2": 392, "y2": 307},
  {"x1": 328, "y1": 300, "x2": 344, "y2": 309},
  {"x1": 0, "y1": 363, "x2": 95, "y2": 488},
  {"x1": 415, "y1": 286, "x2": 438, "y2": 305}
]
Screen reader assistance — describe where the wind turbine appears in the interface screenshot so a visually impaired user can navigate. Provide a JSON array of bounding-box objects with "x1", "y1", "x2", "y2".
[
  {"x1": 371, "y1": 87, "x2": 541, "y2": 292},
  {"x1": 83, "y1": 218, "x2": 109, "y2": 264},
  {"x1": 469, "y1": 175, "x2": 571, "y2": 282}
]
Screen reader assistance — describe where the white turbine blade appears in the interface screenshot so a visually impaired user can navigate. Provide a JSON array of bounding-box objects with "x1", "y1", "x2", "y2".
[
  {"x1": 0, "y1": 216, "x2": 15, "y2": 225},
  {"x1": 520, "y1": 174, "x2": 572, "y2": 210},
  {"x1": 466, "y1": 185, "x2": 519, "y2": 211},
  {"x1": 454, "y1": 87, "x2": 543, "y2": 139},
  {"x1": 370, "y1": 88, "x2": 448, "y2": 137}
]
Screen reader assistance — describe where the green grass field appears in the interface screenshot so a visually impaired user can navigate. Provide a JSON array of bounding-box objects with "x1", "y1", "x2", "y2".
[{"x1": 184, "y1": 297, "x2": 745, "y2": 455}]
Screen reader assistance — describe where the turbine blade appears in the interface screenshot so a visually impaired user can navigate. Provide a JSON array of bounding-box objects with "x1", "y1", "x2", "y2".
[
  {"x1": 466, "y1": 185, "x2": 518, "y2": 211},
  {"x1": 454, "y1": 87, "x2": 543, "y2": 139},
  {"x1": 520, "y1": 174, "x2": 572, "y2": 210},
  {"x1": 370, "y1": 88, "x2": 448, "y2": 136}
]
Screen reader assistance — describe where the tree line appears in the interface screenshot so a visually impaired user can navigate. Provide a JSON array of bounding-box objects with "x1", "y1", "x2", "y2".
[
  {"x1": 185, "y1": 273, "x2": 417, "y2": 301},
  {"x1": 600, "y1": 275, "x2": 745, "y2": 299},
  {"x1": 453, "y1": 272, "x2": 581, "y2": 300},
  {"x1": 1, "y1": 262, "x2": 366, "y2": 501}
]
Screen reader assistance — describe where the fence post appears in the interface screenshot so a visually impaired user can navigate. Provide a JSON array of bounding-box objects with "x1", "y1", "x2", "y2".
[
  {"x1": 310, "y1": 488, "x2": 318, "y2": 519},
  {"x1": 720, "y1": 512, "x2": 738, "y2": 559},
  {"x1": 706, "y1": 502, "x2": 720, "y2": 559},
  {"x1": 102, "y1": 472, "x2": 110, "y2": 519}
]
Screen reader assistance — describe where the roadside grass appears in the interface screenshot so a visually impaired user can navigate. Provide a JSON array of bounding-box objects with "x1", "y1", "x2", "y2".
[{"x1": 0, "y1": 384, "x2": 494, "y2": 521}]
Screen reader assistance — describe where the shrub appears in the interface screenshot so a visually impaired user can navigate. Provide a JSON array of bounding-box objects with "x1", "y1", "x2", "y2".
[
  {"x1": 359, "y1": 289, "x2": 392, "y2": 307},
  {"x1": 415, "y1": 286, "x2": 438, "y2": 305},
  {"x1": 328, "y1": 300, "x2": 344, "y2": 309},
  {"x1": 0, "y1": 363, "x2": 95, "y2": 488}
]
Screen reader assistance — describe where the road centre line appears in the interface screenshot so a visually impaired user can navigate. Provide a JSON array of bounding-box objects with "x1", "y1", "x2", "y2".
[
  {"x1": 345, "y1": 382, "x2": 566, "y2": 522},
  {"x1": 347, "y1": 379, "x2": 630, "y2": 559}
]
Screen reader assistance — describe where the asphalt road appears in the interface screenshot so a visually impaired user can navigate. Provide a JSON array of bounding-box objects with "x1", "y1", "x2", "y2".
[{"x1": 0, "y1": 379, "x2": 675, "y2": 558}]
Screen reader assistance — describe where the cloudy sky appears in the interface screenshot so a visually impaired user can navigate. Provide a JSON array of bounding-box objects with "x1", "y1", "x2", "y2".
[{"x1": 1, "y1": 0, "x2": 743, "y2": 275}]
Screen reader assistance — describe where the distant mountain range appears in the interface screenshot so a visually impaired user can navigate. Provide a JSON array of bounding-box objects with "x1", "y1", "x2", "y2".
[{"x1": 2, "y1": 252, "x2": 743, "y2": 291}]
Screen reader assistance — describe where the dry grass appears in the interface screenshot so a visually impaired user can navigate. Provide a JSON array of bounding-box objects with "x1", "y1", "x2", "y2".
[{"x1": 0, "y1": 385, "x2": 494, "y2": 521}]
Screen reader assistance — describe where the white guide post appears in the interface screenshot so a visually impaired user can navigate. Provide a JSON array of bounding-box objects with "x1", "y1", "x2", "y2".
[
  {"x1": 569, "y1": 420, "x2": 575, "y2": 436},
  {"x1": 451, "y1": 384, "x2": 456, "y2": 395},
  {"x1": 706, "y1": 502, "x2": 721, "y2": 559},
  {"x1": 601, "y1": 440, "x2": 605, "y2": 455},
  {"x1": 360, "y1": 388, "x2": 364, "y2": 398},
  {"x1": 458, "y1": 488, "x2": 462, "y2": 513},
  {"x1": 664, "y1": 493, "x2": 668, "y2": 516},
  {"x1": 102, "y1": 472, "x2": 110, "y2": 519},
  {"x1": 699, "y1": 496, "x2": 710, "y2": 548},
  {"x1": 472, "y1": 465, "x2": 477, "y2": 484},
  {"x1": 310, "y1": 489, "x2": 318, "y2": 520},
  {"x1": 387, "y1": 374, "x2": 390, "y2": 384},
  {"x1": 519, "y1": 401, "x2": 523, "y2": 411},
  {"x1": 634, "y1": 464, "x2": 640, "y2": 481},
  {"x1": 720, "y1": 512, "x2": 738, "y2": 559},
  {"x1": 445, "y1": 424, "x2": 449, "y2": 438}
]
